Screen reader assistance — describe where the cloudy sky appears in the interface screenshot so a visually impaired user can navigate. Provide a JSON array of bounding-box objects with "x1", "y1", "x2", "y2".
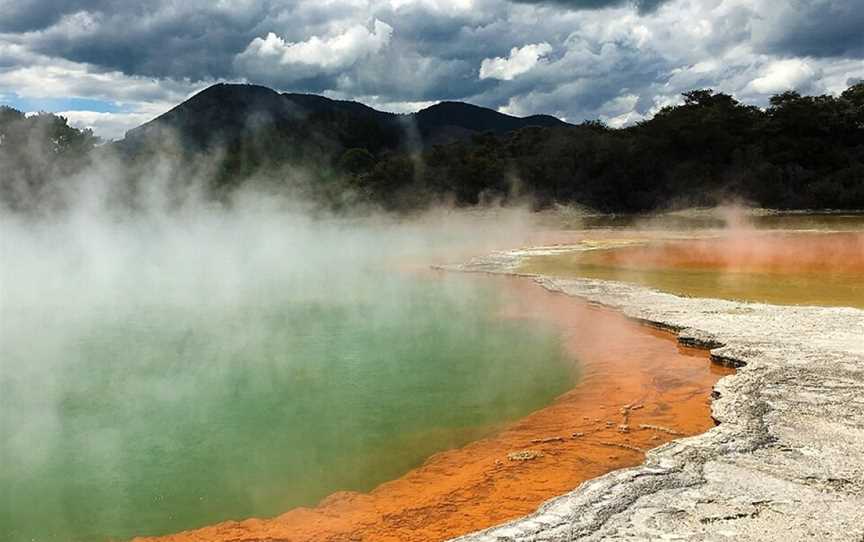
[{"x1": 1, "y1": 0, "x2": 861, "y2": 139}]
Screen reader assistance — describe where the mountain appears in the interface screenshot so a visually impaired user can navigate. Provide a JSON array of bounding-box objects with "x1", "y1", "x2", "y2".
[
  {"x1": 118, "y1": 83, "x2": 570, "y2": 155},
  {"x1": 413, "y1": 101, "x2": 565, "y2": 144},
  {"x1": 4, "y1": 82, "x2": 863, "y2": 214}
]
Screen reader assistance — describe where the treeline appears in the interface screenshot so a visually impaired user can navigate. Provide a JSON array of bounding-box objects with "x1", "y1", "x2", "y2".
[
  {"x1": 351, "y1": 83, "x2": 864, "y2": 211},
  {"x1": 2, "y1": 82, "x2": 863, "y2": 213},
  {"x1": 0, "y1": 107, "x2": 100, "y2": 211}
]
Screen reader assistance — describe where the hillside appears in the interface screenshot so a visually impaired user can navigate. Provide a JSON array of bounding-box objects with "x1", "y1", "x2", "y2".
[
  {"x1": 2, "y1": 82, "x2": 862, "y2": 213},
  {"x1": 413, "y1": 101, "x2": 566, "y2": 144},
  {"x1": 118, "y1": 83, "x2": 569, "y2": 155}
]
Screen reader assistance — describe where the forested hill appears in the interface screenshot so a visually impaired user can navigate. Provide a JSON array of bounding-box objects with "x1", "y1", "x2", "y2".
[
  {"x1": 1, "y1": 82, "x2": 863, "y2": 213},
  {"x1": 357, "y1": 84, "x2": 863, "y2": 211},
  {"x1": 118, "y1": 83, "x2": 569, "y2": 155}
]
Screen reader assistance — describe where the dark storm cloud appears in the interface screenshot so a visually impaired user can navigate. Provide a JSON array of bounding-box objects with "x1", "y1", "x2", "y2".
[
  {"x1": 0, "y1": 0, "x2": 111, "y2": 32},
  {"x1": 508, "y1": 0, "x2": 667, "y2": 14},
  {"x1": 21, "y1": 2, "x2": 276, "y2": 80},
  {"x1": 466, "y1": 29, "x2": 672, "y2": 123},
  {"x1": 753, "y1": 1, "x2": 864, "y2": 58},
  {"x1": 6, "y1": 0, "x2": 859, "y2": 97},
  {"x1": 234, "y1": 29, "x2": 492, "y2": 103},
  {"x1": 2, "y1": 0, "x2": 863, "y2": 139},
  {"x1": 5, "y1": 0, "x2": 522, "y2": 87}
]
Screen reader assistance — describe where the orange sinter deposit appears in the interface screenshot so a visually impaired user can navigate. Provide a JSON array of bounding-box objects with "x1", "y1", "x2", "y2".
[
  {"x1": 135, "y1": 275, "x2": 733, "y2": 542},
  {"x1": 585, "y1": 231, "x2": 864, "y2": 274}
]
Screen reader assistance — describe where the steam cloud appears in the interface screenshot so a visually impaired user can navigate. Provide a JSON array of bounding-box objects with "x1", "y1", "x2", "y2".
[{"x1": 0, "y1": 140, "x2": 555, "y2": 541}]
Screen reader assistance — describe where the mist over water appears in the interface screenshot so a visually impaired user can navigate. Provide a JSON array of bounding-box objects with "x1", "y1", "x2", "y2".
[
  {"x1": 525, "y1": 209, "x2": 864, "y2": 309},
  {"x1": 7, "y1": 140, "x2": 858, "y2": 542},
  {"x1": 0, "y1": 196, "x2": 577, "y2": 541}
]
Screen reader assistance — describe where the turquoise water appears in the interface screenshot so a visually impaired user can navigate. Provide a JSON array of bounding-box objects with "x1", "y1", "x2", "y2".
[{"x1": 0, "y1": 227, "x2": 576, "y2": 542}]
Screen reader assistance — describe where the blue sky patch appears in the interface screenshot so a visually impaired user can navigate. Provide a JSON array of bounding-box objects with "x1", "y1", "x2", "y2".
[{"x1": 0, "y1": 94, "x2": 123, "y2": 114}]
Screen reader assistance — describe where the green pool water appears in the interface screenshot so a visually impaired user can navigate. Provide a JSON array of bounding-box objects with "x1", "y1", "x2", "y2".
[
  {"x1": 0, "y1": 269, "x2": 575, "y2": 542},
  {"x1": 0, "y1": 210, "x2": 580, "y2": 542}
]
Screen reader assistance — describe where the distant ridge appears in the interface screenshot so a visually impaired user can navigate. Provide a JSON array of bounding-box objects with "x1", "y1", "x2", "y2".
[
  {"x1": 4, "y1": 80, "x2": 863, "y2": 213},
  {"x1": 119, "y1": 83, "x2": 570, "y2": 153},
  {"x1": 413, "y1": 101, "x2": 564, "y2": 143}
]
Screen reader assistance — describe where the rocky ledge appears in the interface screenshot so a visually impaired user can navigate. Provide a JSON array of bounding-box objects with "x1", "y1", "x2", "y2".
[{"x1": 445, "y1": 255, "x2": 864, "y2": 542}]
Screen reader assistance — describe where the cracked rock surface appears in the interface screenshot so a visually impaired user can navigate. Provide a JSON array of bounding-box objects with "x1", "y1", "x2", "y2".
[{"x1": 446, "y1": 257, "x2": 864, "y2": 542}]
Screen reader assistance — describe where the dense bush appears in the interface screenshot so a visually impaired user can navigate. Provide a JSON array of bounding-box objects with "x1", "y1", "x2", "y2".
[
  {"x1": 3, "y1": 82, "x2": 862, "y2": 213},
  {"x1": 353, "y1": 82, "x2": 864, "y2": 212},
  {"x1": 0, "y1": 107, "x2": 100, "y2": 210}
]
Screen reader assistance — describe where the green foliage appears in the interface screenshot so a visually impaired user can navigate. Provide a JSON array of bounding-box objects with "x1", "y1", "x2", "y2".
[
  {"x1": 338, "y1": 148, "x2": 377, "y2": 177},
  {"x1": 363, "y1": 83, "x2": 864, "y2": 212},
  {"x1": 0, "y1": 107, "x2": 100, "y2": 210},
  {"x1": 3, "y1": 81, "x2": 864, "y2": 214}
]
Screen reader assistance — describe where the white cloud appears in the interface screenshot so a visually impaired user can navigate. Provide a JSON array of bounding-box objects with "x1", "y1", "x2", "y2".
[
  {"x1": 0, "y1": 43, "x2": 200, "y2": 106},
  {"x1": 325, "y1": 92, "x2": 439, "y2": 113},
  {"x1": 0, "y1": 45, "x2": 204, "y2": 138},
  {"x1": 58, "y1": 110, "x2": 156, "y2": 141},
  {"x1": 479, "y1": 42, "x2": 552, "y2": 81},
  {"x1": 598, "y1": 93, "x2": 643, "y2": 127},
  {"x1": 748, "y1": 58, "x2": 818, "y2": 94},
  {"x1": 0, "y1": 62, "x2": 191, "y2": 105},
  {"x1": 3, "y1": 0, "x2": 863, "y2": 137},
  {"x1": 388, "y1": 0, "x2": 474, "y2": 12},
  {"x1": 238, "y1": 19, "x2": 393, "y2": 71}
]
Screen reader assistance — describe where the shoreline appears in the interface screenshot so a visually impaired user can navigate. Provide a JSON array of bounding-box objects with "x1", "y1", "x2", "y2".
[
  {"x1": 449, "y1": 254, "x2": 864, "y2": 541},
  {"x1": 132, "y1": 273, "x2": 731, "y2": 542}
]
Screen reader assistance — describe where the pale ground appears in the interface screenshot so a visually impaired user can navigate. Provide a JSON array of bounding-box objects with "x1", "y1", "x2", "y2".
[{"x1": 445, "y1": 249, "x2": 864, "y2": 542}]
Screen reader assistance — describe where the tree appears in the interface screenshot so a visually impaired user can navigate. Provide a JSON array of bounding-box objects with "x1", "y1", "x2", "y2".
[
  {"x1": 1, "y1": 107, "x2": 100, "y2": 211},
  {"x1": 338, "y1": 148, "x2": 377, "y2": 177}
]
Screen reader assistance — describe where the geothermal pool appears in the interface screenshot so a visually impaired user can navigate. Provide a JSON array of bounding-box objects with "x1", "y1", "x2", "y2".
[
  {"x1": 0, "y1": 270, "x2": 578, "y2": 542},
  {"x1": 133, "y1": 276, "x2": 730, "y2": 542},
  {"x1": 4, "y1": 209, "x2": 853, "y2": 542},
  {"x1": 523, "y1": 218, "x2": 864, "y2": 309},
  {"x1": 0, "y1": 209, "x2": 589, "y2": 542}
]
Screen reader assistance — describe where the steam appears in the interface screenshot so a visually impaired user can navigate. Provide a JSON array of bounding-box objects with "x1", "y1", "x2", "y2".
[
  {"x1": 0, "y1": 138, "x2": 561, "y2": 541},
  {"x1": 4, "y1": 113, "x2": 860, "y2": 542},
  {"x1": 605, "y1": 205, "x2": 864, "y2": 274}
]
